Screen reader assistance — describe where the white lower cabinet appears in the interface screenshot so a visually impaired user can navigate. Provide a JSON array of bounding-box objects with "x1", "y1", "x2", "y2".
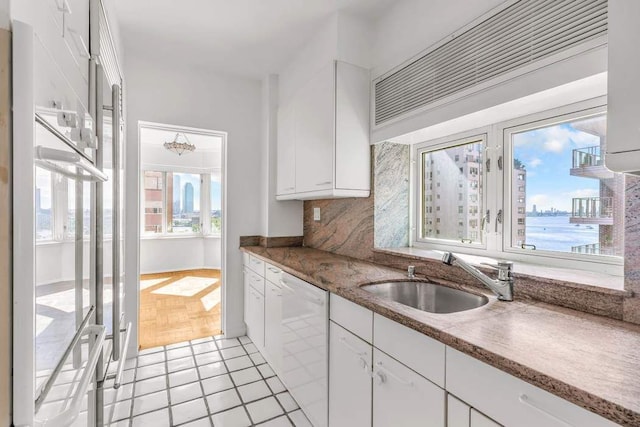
[
  {"x1": 264, "y1": 279, "x2": 283, "y2": 376},
  {"x1": 246, "y1": 285, "x2": 265, "y2": 348},
  {"x1": 446, "y1": 347, "x2": 617, "y2": 427},
  {"x1": 329, "y1": 322, "x2": 372, "y2": 427},
  {"x1": 447, "y1": 394, "x2": 500, "y2": 427},
  {"x1": 471, "y1": 409, "x2": 501, "y2": 427},
  {"x1": 373, "y1": 349, "x2": 445, "y2": 427}
]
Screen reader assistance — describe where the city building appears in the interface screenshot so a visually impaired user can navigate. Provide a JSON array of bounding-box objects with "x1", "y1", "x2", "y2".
[{"x1": 569, "y1": 117, "x2": 624, "y2": 256}]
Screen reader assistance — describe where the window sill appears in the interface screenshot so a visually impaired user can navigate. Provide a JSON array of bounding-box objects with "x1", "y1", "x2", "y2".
[
  {"x1": 374, "y1": 247, "x2": 626, "y2": 292},
  {"x1": 141, "y1": 234, "x2": 205, "y2": 240}
]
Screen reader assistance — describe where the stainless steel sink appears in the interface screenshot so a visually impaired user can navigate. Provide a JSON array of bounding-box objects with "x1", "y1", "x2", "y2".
[{"x1": 361, "y1": 281, "x2": 489, "y2": 314}]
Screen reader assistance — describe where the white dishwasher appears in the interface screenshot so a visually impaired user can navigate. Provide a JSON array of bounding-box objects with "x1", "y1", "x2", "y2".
[{"x1": 280, "y1": 272, "x2": 329, "y2": 427}]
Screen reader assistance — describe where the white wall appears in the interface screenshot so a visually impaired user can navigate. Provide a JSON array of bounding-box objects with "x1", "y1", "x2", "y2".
[
  {"x1": 0, "y1": 7, "x2": 10, "y2": 425},
  {"x1": 124, "y1": 52, "x2": 263, "y2": 345},
  {"x1": 0, "y1": 0, "x2": 8, "y2": 29},
  {"x1": 140, "y1": 237, "x2": 221, "y2": 274},
  {"x1": 261, "y1": 75, "x2": 303, "y2": 237}
]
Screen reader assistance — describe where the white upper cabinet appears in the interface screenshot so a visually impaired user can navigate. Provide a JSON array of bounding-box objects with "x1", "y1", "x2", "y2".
[
  {"x1": 606, "y1": 0, "x2": 640, "y2": 174},
  {"x1": 276, "y1": 60, "x2": 371, "y2": 200}
]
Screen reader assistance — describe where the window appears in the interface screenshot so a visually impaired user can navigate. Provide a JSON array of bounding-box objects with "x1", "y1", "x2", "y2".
[
  {"x1": 418, "y1": 136, "x2": 485, "y2": 244},
  {"x1": 508, "y1": 111, "x2": 622, "y2": 257},
  {"x1": 143, "y1": 171, "x2": 164, "y2": 234},
  {"x1": 210, "y1": 176, "x2": 222, "y2": 234},
  {"x1": 414, "y1": 102, "x2": 623, "y2": 273},
  {"x1": 66, "y1": 179, "x2": 91, "y2": 239},
  {"x1": 35, "y1": 167, "x2": 53, "y2": 241},
  {"x1": 168, "y1": 172, "x2": 201, "y2": 233},
  {"x1": 142, "y1": 170, "x2": 221, "y2": 237}
]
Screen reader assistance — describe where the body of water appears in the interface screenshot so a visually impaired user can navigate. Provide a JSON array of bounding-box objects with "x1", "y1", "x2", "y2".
[{"x1": 523, "y1": 215, "x2": 598, "y2": 253}]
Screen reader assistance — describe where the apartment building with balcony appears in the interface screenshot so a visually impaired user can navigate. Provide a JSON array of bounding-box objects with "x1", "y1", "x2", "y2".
[{"x1": 569, "y1": 118, "x2": 624, "y2": 256}]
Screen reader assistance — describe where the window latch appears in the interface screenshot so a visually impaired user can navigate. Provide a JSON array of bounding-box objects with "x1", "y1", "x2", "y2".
[
  {"x1": 495, "y1": 209, "x2": 503, "y2": 233},
  {"x1": 521, "y1": 243, "x2": 536, "y2": 250},
  {"x1": 498, "y1": 155, "x2": 504, "y2": 171},
  {"x1": 486, "y1": 158, "x2": 491, "y2": 173},
  {"x1": 481, "y1": 210, "x2": 490, "y2": 231}
]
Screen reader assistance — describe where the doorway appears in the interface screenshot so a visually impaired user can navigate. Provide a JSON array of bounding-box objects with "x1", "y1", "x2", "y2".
[{"x1": 138, "y1": 122, "x2": 225, "y2": 349}]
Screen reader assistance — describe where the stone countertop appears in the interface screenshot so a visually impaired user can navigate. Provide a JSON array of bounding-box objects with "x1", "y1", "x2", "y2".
[{"x1": 241, "y1": 245, "x2": 640, "y2": 426}]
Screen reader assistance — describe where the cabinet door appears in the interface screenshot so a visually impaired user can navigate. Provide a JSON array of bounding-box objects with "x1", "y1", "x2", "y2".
[
  {"x1": 276, "y1": 104, "x2": 296, "y2": 195},
  {"x1": 294, "y1": 62, "x2": 335, "y2": 193},
  {"x1": 448, "y1": 394, "x2": 471, "y2": 427},
  {"x1": 470, "y1": 409, "x2": 501, "y2": 427},
  {"x1": 246, "y1": 286, "x2": 265, "y2": 348},
  {"x1": 373, "y1": 349, "x2": 446, "y2": 427},
  {"x1": 329, "y1": 322, "x2": 372, "y2": 427},
  {"x1": 264, "y1": 280, "x2": 283, "y2": 376}
]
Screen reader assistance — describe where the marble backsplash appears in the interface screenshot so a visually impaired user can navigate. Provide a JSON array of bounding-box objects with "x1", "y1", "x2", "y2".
[
  {"x1": 301, "y1": 143, "x2": 640, "y2": 325},
  {"x1": 374, "y1": 142, "x2": 410, "y2": 248},
  {"x1": 303, "y1": 142, "x2": 409, "y2": 261}
]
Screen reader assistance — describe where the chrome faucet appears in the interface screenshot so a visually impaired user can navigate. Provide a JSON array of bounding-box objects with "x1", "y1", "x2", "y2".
[
  {"x1": 442, "y1": 252, "x2": 514, "y2": 301},
  {"x1": 407, "y1": 265, "x2": 416, "y2": 279}
]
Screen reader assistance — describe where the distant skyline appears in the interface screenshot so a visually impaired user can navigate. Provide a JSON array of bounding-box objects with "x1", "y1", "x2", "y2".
[{"x1": 512, "y1": 120, "x2": 601, "y2": 212}]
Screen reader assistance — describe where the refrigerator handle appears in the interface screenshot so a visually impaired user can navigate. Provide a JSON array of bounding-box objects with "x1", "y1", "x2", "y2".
[{"x1": 111, "y1": 84, "x2": 122, "y2": 359}]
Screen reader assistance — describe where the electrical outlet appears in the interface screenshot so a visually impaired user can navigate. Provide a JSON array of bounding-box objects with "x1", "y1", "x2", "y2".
[{"x1": 313, "y1": 207, "x2": 321, "y2": 221}]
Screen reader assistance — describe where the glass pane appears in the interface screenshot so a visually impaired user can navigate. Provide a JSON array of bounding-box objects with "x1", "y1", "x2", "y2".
[
  {"x1": 35, "y1": 167, "x2": 53, "y2": 241},
  {"x1": 143, "y1": 171, "x2": 164, "y2": 234},
  {"x1": 210, "y1": 176, "x2": 222, "y2": 234},
  {"x1": 510, "y1": 114, "x2": 623, "y2": 257},
  {"x1": 167, "y1": 172, "x2": 201, "y2": 233},
  {"x1": 66, "y1": 179, "x2": 91, "y2": 239},
  {"x1": 421, "y1": 139, "x2": 484, "y2": 243}
]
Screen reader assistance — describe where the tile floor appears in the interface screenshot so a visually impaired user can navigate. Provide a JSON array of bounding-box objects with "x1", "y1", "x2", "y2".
[{"x1": 104, "y1": 335, "x2": 312, "y2": 427}]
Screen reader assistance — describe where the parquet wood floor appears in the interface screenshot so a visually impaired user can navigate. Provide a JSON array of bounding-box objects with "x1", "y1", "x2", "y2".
[{"x1": 139, "y1": 269, "x2": 222, "y2": 350}]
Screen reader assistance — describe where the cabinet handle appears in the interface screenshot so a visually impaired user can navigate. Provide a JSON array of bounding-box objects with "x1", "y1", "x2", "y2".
[
  {"x1": 267, "y1": 267, "x2": 281, "y2": 273},
  {"x1": 518, "y1": 395, "x2": 572, "y2": 427},
  {"x1": 284, "y1": 187, "x2": 295, "y2": 191},
  {"x1": 374, "y1": 362, "x2": 413, "y2": 387},
  {"x1": 269, "y1": 287, "x2": 282, "y2": 297},
  {"x1": 339, "y1": 337, "x2": 369, "y2": 372},
  {"x1": 56, "y1": 0, "x2": 71, "y2": 13},
  {"x1": 316, "y1": 181, "x2": 332, "y2": 186}
]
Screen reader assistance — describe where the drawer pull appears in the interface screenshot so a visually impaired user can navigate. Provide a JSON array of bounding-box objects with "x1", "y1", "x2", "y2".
[
  {"x1": 374, "y1": 362, "x2": 413, "y2": 387},
  {"x1": 339, "y1": 337, "x2": 369, "y2": 372},
  {"x1": 519, "y1": 394, "x2": 572, "y2": 427},
  {"x1": 267, "y1": 267, "x2": 281, "y2": 273},
  {"x1": 316, "y1": 181, "x2": 332, "y2": 186},
  {"x1": 284, "y1": 187, "x2": 295, "y2": 191},
  {"x1": 56, "y1": 0, "x2": 71, "y2": 13}
]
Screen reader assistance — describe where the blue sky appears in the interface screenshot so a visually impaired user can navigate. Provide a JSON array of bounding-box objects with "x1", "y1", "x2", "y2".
[
  {"x1": 210, "y1": 180, "x2": 222, "y2": 211},
  {"x1": 512, "y1": 120, "x2": 602, "y2": 212}
]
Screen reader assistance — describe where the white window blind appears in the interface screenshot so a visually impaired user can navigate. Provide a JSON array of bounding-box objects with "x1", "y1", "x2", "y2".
[{"x1": 374, "y1": 0, "x2": 608, "y2": 125}]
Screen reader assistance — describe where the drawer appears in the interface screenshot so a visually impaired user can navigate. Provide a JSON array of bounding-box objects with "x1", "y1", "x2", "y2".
[
  {"x1": 265, "y1": 262, "x2": 282, "y2": 285},
  {"x1": 373, "y1": 314, "x2": 445, "y2": 388},
  {"x1": 372, "y1": 348, "x2": 446, "y2": 427},
  {"x1": 247, "y1": 255, "x2": 265, "y2": 276},
  {"x1": 247, "y1": 270, "x2": 265, "y2": 295},
  {"x1": 330, "y1": 294, "x2": 373, "y2": 343},
  {"x1": 446, "y1": 347, "x2": 618, "y2": 427},
  {"x1": 242, "y1": 252, "x2": 250, "y2": 266}
]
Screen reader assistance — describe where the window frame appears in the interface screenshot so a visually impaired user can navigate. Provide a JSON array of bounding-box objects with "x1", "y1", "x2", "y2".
[
  {"x1": 414, "y1": 133, "x2": 490, "y2": 251},
  {"x1": 411, "y1": 97, "x2": 623, "y2": 275},
  {"x1": 140, "y1": 167, "x2": 222, "y2": 238}
]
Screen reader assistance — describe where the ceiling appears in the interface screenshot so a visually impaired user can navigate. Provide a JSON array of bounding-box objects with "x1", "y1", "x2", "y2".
[{"x1": 113, "y1": 0, "x2": 396, "y2": 79}]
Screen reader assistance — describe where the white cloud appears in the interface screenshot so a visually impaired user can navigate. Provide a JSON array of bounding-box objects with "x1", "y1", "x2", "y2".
[
  {"x1": 528, "y1": 157, "x2": 542, "y2": 168},
  {"x1": 543, "y1": 139, "x2": 565, "y2": 153},
  {"x1": 513, "y1": 123, "x2": 600, "y2": 153}
]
